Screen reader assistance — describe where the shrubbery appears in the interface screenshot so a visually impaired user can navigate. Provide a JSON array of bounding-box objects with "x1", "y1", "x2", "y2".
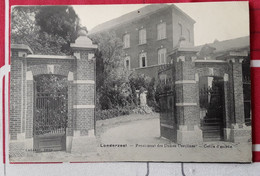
[
  {"x1": 91, "y1": 32, "x2": 160, "y2": 120},
  {"x1": 95, "y1": 73, "x2": 160, "y2": 120}
]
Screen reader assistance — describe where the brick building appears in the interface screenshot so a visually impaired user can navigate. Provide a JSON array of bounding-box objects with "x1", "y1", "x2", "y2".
[
  {"x1": 89, "y1": 4, "x2": 195, "y2": 78},
  {"x1": 10, "y1": 30, "x2": 97, "y2": 156},
  {"x1": 89, "y1": 4, "x2": 251, "y2": 144}
]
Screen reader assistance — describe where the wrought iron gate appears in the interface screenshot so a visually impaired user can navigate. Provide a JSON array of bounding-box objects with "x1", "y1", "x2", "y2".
[
  {"x1": 157, "y1": 64, "x2": 177, "y2": 142},
  {"x1": 200, "y1": 80, "x2": 225, "y2": 141},
  {"x1": 159, "y1": 91, "x2": 177, "y2": 142},
  {"x1": 243, "y1": 76, "x2": 251, "y2": 126},
  {"x1": 33, "y1": 83, "x2": 68, "y2": 152}
]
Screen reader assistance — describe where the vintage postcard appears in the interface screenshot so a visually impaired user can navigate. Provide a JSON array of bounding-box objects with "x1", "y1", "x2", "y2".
[{"x1": 9, "y1": 2, "x2": 251, "y2": 162}]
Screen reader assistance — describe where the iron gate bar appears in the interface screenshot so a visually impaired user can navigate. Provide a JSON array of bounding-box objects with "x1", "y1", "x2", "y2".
[{"x1": 34, "y1": 91, "x2": 68, "y2": 136}]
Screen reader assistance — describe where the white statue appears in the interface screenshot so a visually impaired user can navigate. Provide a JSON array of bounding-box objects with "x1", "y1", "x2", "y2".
[{"x1": 140, "y1": 91, "x2": 147, "y2": 107}]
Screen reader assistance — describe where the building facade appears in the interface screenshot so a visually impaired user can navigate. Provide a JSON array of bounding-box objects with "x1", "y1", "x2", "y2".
[
  {"x1": 89, "y1": 4, "x2": 251, "y2": 144},
  {"x1": 89, "y1": 4, "x2": 195, "y2": 78}
]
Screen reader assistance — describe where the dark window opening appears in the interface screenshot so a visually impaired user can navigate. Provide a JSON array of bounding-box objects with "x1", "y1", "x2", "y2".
[{"x1": 142, "y1": 57, "x2": 146, "y2": 67}]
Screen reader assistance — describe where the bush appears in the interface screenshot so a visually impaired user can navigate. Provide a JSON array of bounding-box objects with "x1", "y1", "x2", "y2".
[
  {"x1": 96, "y1": 72, "x2": 160, "y2": 114},
  {"x1": 129, "y1": 72, "x2": 151, "y2": 91}
]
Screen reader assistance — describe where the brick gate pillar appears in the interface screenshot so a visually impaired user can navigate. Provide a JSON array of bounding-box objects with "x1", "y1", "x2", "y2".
[
  {"x1": 24, "y1": 70, "x2": 34, "y2": 149},
  {"x1": 66, "y1": 71, "x2": 74, "y2": 152},
  {"x1": 174, "y1": 53, "x2": 203, "y2": 144},
  {"x1": 228, "y1": 55, "x2": 251, "y2": 143},
  {"x1": 70, "y1": 29, "x2": 98, "y2": 154},
  {"x1": 223, "y1": 73, "x2": 232, "y2": 141}
]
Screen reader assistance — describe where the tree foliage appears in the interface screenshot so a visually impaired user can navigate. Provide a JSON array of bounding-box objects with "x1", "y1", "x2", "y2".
[
  {"x1": 90, "y1": 32, "x2": 128, "y2": 91},
  {"x1": 90, "y1": 32, "x2": 159, "y2": 112},
  {"x1": 90, "y1": 32, "x2": 134, "y2": 110},
  {"x1": 11, "y1": 6, "x2": 80, "y2": 55}
]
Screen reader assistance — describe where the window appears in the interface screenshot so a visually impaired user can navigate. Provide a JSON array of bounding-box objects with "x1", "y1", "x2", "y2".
[
  {"x1": 178, "y1": 23, "x2": 183, "y2": 37},
  {"x1": 123, "y1": 34, "x2": 130, "y2": 48},
  {"x1": 157, "y1": 22, "x2": 166, "y2": 40},
  {"x1": 124, "y1": 56, "x2": 131, "y2": 70},
  {"x1": 139, "y1": 28, "x2": 146, "y2": 44},
  {"x1": 139, "y1": 52, "x2": 147, "y2": 68},
  {"x1": 158, "y1": 48, "x2": 167, "y2": 65},
  {"x1": 186, "y1": 28, "x2": 191, "y2": 42}
]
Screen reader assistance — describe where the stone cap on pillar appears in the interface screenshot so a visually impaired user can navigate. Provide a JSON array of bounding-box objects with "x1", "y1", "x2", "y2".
[
  {"x1": 70, "y1": 29, "x2": 98, "y2": 50},
  {"x1": 11, "y1": 44, "x2": 34, "y2": 55},
  {"x1": 169, "y1": 37, "x2": 199, "y2": 58}
]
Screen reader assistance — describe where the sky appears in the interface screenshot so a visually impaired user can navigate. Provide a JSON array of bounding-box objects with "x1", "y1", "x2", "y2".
[{"x1": 73, "y1": 2, "x2": 249, "y2": 46}]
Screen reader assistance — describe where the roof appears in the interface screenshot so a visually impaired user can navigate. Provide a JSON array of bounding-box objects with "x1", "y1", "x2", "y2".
[
  {"x1": 169, "y1": 36, "x2": 249, "y2": 56},
  {"x1": 11, "y1": 44, "x2": 33, "y2": 54},
  {"x1": 89, "y1": 4, "x2": 195, "y2": 35},
  {"x1": 196, "y1": 36, "x2": 250, "y2": 54}
]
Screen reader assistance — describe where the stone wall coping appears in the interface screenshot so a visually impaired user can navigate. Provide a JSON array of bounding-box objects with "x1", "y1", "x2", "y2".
[
  {"x1": 175, "y1": 80, "x2": 196, "y2": 84},
  {"x1": 73, "y1": 105, "x2": 95, "y2": 109},
  {"x1": 73, "y1": 80, "x2": 95, "y2": 84},
  {"x1": 26, "y1": 55, "x2": 75, "y2": 60},
  {"x1": 176, "y1": 103, "x2": 197, "y2": 106},
  {"x1": 195, "y1": 60, "x2": 227, "y2": 63},
  {"x1": 11, "y1": 44, "x2": 33, "y2": 54},
  {"x1": 70, "y1": 43, "x2": 98, "y2": 49}
]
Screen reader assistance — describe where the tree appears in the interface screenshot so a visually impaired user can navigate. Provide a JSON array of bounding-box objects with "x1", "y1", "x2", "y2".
[
  {"x1": 35, "y1": 6, "x2": 80, "y2": 54},
  {"x1": 90, "y1": 32, "x2": 133, "y2": 110},
  {"x1": 11, "y1": 6, "x2": 80, "y2": 55}
]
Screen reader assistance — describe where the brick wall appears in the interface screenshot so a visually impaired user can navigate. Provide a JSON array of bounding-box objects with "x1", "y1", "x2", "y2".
[
  {"x1": 10, "y1": 56, "x2": 22, "y2": 140},
  {"x1": 232, "y1": 60, "x2": 245, "y2": 124},
  {"x1": 113, "y1": 8, "x2": 174, "y2": 70},
  {"x1": 10, "y1": 50, "x2": 96, "y2": 139},
  {"x1": 89, "y1": 6, "x2": 194, "y2": 79},
  {"x1": 74, "y1": 84, "x2": 95, "y2": 105},
  {"x1": 73, "y1": 109, "x2": 94, "y2": 135},
  {"x1": 25, "y1": 80, "x2": 33, "y2": 138},
  {"x1": 27, "y1": 59, "x2": 74, "y2": 77},
  {"x1": 76, "y1": 52, "x2": 95, "y2": 80},
  {"x1": 73, "y1": 49, "x2": 95, "y2": 136}
]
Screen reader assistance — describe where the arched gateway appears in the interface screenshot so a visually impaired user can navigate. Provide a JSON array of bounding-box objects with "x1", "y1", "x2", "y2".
[
  {"x1": 10, "y1": 30, "x2": 97, "y2": 153},
  {"x1": 158, "y1": 41, "x2": 251, "y2": 144}
]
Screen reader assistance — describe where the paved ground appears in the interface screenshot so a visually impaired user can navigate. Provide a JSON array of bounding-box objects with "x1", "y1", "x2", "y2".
[
  {"x1": 100, "y1": 114, "x2": 167, "y2": 144},
  {"x1": 10, "y1": 113, "x2": 252, "y2": 162},
  {"x1": 96, "y1": 114, "x2": 251, "y2": 162}
]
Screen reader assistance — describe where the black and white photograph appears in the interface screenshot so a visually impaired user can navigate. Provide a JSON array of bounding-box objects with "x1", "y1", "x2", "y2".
[{"x1": 9, "y1": 1, "x2": 251, "y2": 162}]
